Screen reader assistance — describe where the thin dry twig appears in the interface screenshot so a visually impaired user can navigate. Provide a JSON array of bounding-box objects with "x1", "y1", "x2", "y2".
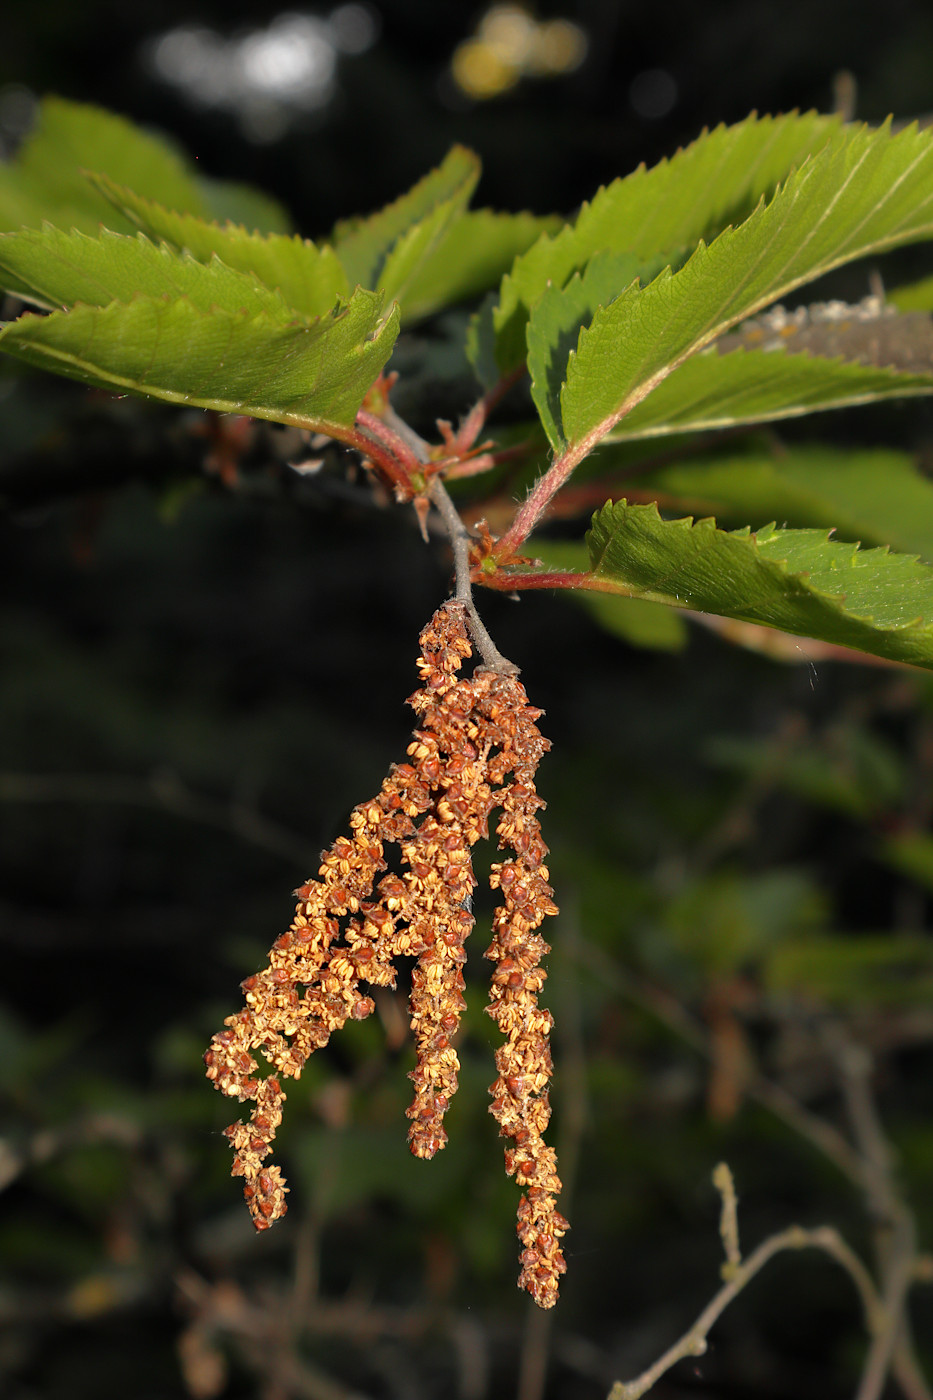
[
  {"x1": 825, "y1": 1028, "x2": 933, "y2": 1400},
  {"x1": 608, "y1": 1214, "x2": 882, "y2": 1400},
  {"x1": 572, "y1": 948, "x2": 930, "y2": 1400}
]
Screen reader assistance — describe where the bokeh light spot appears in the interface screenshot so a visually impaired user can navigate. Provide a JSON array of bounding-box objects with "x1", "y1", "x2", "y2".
[
  {"x1": 629, "y1": 67, "x2": 678, "y2": 120},
  {"x1": 451, "y1": 5, "x2": 587, "y2": 101},
  {"x1": 145, "y1": 7, "x2": 378, "y2": 142}
]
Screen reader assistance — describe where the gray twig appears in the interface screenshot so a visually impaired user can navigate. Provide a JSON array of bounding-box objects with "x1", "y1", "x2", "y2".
[
  {"x1": 426, "y1": 477, "x2": 519, "y2": 674},
  {"x1": 608, "y1": 1217, "x2": 882, "y2": 1400},
  {"x1": 825, "y1": 1028, "x2": 932, "y2": 1400}
]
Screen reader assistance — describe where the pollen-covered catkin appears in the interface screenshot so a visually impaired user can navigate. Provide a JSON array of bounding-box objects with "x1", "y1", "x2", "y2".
[
  {"x1": 403, "y1": 669, "x2": 499, "y2": 1156},
  {"x1": 205, "y1": 601, "x2": 567, "y2": 1306},
  {"x1": 481, "y1": 672, "x2": 566, "y2": 1309}
]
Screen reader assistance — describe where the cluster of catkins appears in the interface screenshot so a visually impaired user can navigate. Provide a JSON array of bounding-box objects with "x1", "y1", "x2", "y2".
[{"x1": 204, "y1": 601, "x2": 567, "y2": 1308}]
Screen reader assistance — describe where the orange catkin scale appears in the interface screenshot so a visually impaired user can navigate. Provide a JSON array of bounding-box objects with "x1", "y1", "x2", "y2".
[{"x1": 205, "y1": 602, "x2": 566, "y2": 1307}]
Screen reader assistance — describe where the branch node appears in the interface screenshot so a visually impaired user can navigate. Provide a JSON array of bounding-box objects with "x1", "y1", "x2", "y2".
[{"x1": 425, "y1": 478, "x2": 520, "y2": 674}]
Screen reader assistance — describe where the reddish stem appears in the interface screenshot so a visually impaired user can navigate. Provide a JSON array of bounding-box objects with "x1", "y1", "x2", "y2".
[
  {"x1": 493, "y1": 441, "x2": 590, "y2": 561},
  {"x1": 479, "y1": 567, "x2": 599, "y2": 593},
  {"x1": 325, "y1": 422, "x2": 413, "y2": 492},
  {"x1": 538, "y1": 482, "x2": 703, "y2": 518},
  {"x1": 451, "y1": 366, "x2": 526, "y2": 455},
  {"x1": 443, "y1": 438, "x2": 537, "y2": 482},
  {"x1": 438, "y1": 453, "x2": 497, "y2": 481},
  {"x1": 356, "y1": 409, "x2": 424, "y2": 477}
]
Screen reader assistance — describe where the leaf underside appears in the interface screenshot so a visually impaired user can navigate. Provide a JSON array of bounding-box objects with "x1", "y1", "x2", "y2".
[{"x1": 527, "y1": 251, "x2": 671, "y2": 447}]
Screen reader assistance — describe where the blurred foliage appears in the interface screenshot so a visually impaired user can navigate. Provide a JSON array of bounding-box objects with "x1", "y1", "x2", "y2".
[
  {"x1": 4, "y1": 471, "x2": 933, "y2": 1398},
  {"x1": 2, "y1": 3, "x2": 933, "y2": 1399}
]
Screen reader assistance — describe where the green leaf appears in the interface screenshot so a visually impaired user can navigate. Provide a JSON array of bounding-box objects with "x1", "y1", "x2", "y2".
[
  {"x1": 398, "y1": 208, "x2": 560, "y2": 324},
  {"x1": 579, "y1": 500, "x2": 933, "y2": 669},
  {"x1": 559, "y1": 121, "x2": 933, "y2": 452},
  {"x1": 527, "y1": 252, "x2": 667, "y2": 448},
  {"x1": 623, "y1": 444, "x2": 933, "y2": 562},
  {"x1": 0, "y1": 96, "x2": 291, "y2": 240},
  {"x1": 888, "y1": 275, "x2": 933, "y2": 312},
  {"x1": 465, "y1": 290, "x2": 500, "y2": 389},
  {"x1": 491, "y1": 110, "x2": 841, "y2": 373},
  {"x1": 659, "y1": 871, "x2": 823, "y2": 980},
  {"x1": 707, "y1": 728, "x2": 906, "y2": 817},
  {"x1": 332, "y1": 146, "x2": 481, "y2": 302},
  {"x1": 0, "y1": 225, "x2": 304, "y2": 320},
  {"x1": 765, "y1": 934, "x2": 933, "y2": 1006},
  {"x1": 89, "y1": 177, "x2": 349, "y2": 319},
  {"x1": 0, "y1": 289, "x2": 400, "y2": 434},
  {"x1": 878, "y1": 829, "x2": 933, "y2": 890},
  {"x1": 195, "y1": 176, "x2": 292, "y2": 236},
  {"x1": 534, "y1": 295, "x2": 933, "y2": 454},
  {"x1": 0, "y1": 96, "x2": 210, "y2": 235}
]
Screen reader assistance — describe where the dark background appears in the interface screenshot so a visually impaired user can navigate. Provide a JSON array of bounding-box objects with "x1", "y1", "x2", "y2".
[{"x1": 2, "y1": 4, "x2": 933, "y2": 1399}]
